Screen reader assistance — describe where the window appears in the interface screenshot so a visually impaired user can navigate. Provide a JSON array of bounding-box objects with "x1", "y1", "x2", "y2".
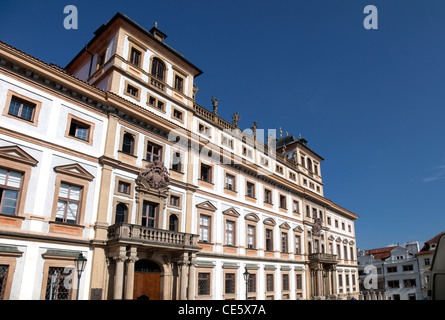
[
  {"x1": 279, "y1": 195, "x2": 286, "y2": 209},
  {"x1": 200, "y1": 164, "x2": 212, "y2": 183},
  {"x1": 8, "y1": 97, "x2": 36, "y2": 122},
  {"x1": 174, "y1": 75, "x2": 184, "y2": 92},
  {"x1": 307, "y1": 158, "x2": 313, "y2": 172},
  {"x1": 170, "y1": 195, "x2": 180, "y2": 207},
  {"x1": 129, "y1": 47, "x2": 142, "y2": 67},
  {"x1": 282, "y1": 274, "x2": 289, "y2": 291},
  {"x1": 293, "y1": 200, "x2": 299, "y2": 213},
  {"x1": 247, "y1": 273, "x2": 256, "y2": 293},
  {"x1": 242, "y1": 146, "x2": 252, "y2": 158},
  {"x1": 296, "y1": 274, "x2": 302, "y2": 290},
  {"x1": 225, "y1": 174, "x2": 235, "y2": 191},
  {"x1": 408, "y1": 293, "x2": 416, "y2": 300},
  {"x1": 289, "y1": 172, "x2": 296, "y2": 180},
  {"x1": 117, "y1": 181, "x2": 131, "y2": 195},
  {"x1": 141, "y1": 201, "x2": 158, "y2": 228},
  {"x1": 295, "y1": 235, "x2": 301, "y2": 254},
  {"x1": 404, "y1": 279, "x2": 416, "y2": 287},
  {"x1": 225, "y1": 273, "x2": 235, "y2": 294},
  {"x1": 246, "y1": 181, "x2": 255, "y2": 198},
  {"x1": 171, "y1": 152, "x2": 182, "y2": 172},
  {"x1": 198, "y1": 123, "x2": 210, "y2": 137},
  {"x1": 264, "y1": 189, "x2": 272, "y2": 204},
  {"x1": 335, "y1": 220, "x2": 339, "y2": 228},
  {"x1": 387, "y1": 266, "x2": 397, "y2": 273},
  {"x1": 44, "y1": 267, "x2": 73, "y2": 300},
  {"x1": 115, "y1": 203, "x2": 128, "y2": 223},
  {"x1": 327, "y1": 217, "x2": 331, "y2": 225},
  {"x1": 121, "y1": 132, "x2": 135, "y2": 155},
  {"x1": 225, "y1": 220, "x2": 235, "y2": 246},
  {"x1": 247, "y1": 225, "x2": 255, "y2": 249},
  {"x1": 146, "y1": 142, "x2": 162, "y2": 162},
  {"x1": 169, "y1": 214, "x2": 179, "y2": 232},
  {"x1": 126, "y1": 83, "x2": 139, "y2": 99},
  {"x1": 96, "y1": 52, "x2": 106, "y2": 69},
  {"x1": 388, "y1": 280, "x2": 400, "y2": 288},
  {"x1": 314, "y1": 164, "x2": 319, "y2": 175},
  {"x1": 266, "y1": 274, "x2": 274, "y2": 292},
  {"x1": 260, "y1": 157, "x2": 269, "y2": 166},
  {"x1": 392, "y1": 294, "x2": 401, "y2": 300},
  {"x1": 300, "y1": 156, "x2": 305, "y2": 168},
  {"x1": 424, "y1": 258, "x2": 430, "y2": 266},
  {"x1": 151, "y1": 57, "x2": 165, "y2": 81},
  {"x1": 0, "y1": 265, "x2": 9, "y2": 300},
  {"x1": 199, "y1": 215, "x2": 211, "y2": 242},
  {"x1": 198, "y1": 272, "x2": 210, "y2": 295},
  {"x1": 337, "y1": 244, "x2": 341, "y2": 259},
  {"x1": 55, "y1": 183, "x2": 82, "y2": 224},
  {"x1": 0, "y1": 169, "x2": 22, "y2": 215},
  {"x1": 281, "y1": 232, "x2": 288, "y2": 253},
  {"x1": 147, "y1": 95, "x2": 165, "y2": 111},
  {"x1": 276, "y1": 165, "x2": 283, "y2": 174},
  {"x1": 265, "y1": 229, "x2": 273, "y2": 251},
  {"x1": 172, "y1": 108, "x2": 183, "y2": 121},
  {"x1": 221, "y1": 135, "x2": 233, "y2": 148},
  {"x1": 68, "y1": 118, "x2": 91, "y2": 142}
]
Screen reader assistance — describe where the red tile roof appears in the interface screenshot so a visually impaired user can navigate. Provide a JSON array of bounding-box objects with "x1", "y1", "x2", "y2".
[
  {"x1": 419, "y1": 232, "x2": 445, "y2": 254},
  {"x1": 365, "y1": 246, "x2": 397, "y2": 260}
]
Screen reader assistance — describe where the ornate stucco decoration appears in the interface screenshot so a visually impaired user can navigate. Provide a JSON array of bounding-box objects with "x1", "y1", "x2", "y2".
[
  {"x1": 138, "y1": 160, "x2": 170, "y2": 189},
  {"x1": 312, "y1": 218, "x2": 323, "y2": 237}
]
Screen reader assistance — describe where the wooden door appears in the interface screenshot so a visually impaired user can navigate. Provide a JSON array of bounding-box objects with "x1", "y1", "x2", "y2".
[{"x1": 133, "y1": 272, "x2": 161, "y2": 300}]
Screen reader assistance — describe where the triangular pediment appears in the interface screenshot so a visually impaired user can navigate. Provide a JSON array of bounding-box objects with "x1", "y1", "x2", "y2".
[
  {"x1": 0, "y1": 145, "x2": 38, "y2": 166},
  {"x1": 293, "y1": 225, "x2": 304, "y2": 233},
  {"x1": 222, "y1": 207, "x2": 240, "y2": 217},
  {"x1": 279, "y1": 222, "x2": 291, "y2": 230},
  {"x1": 196, "y1": 200, "x2": 217, "y2": 212},
  {"x1": 54, "y1": 163, "x2": 94, "y2": 181},
  {"x1": 328, "y1": 235, "x2": 335, "y2": 241}
]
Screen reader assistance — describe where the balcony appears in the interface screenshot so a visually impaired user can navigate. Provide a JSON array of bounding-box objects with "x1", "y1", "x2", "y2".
[
  {"x1": 107, "y1": 223, "x2": 200, "y2": 251},
  {"x1": 308, "y1": 253, "x2": 337, "y2": 264}
]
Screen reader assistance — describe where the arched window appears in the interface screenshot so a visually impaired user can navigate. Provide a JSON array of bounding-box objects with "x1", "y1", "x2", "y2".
[
  {"x1": 169, "y1": 214, "x2": 179, "y2": 232},
  {"x1": 151, "y1": 58, "x2": 166, "y2": 82},
  {"x1": 122, "y1": 132, "x2": 135, "y2": 155},
  {"x1": 115, "y1": 203, "x2": 128, "y2": 223}
]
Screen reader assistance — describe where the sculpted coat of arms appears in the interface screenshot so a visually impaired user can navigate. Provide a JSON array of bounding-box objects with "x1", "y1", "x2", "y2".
[{"x1": 138, "y1": 160, "x2": 170, "y2": 189}]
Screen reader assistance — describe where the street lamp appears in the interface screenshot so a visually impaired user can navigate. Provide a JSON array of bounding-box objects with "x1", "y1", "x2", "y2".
[
  {"x1": 243, "y1": 268, "x2": 250, "y2": 300},
  {"x1": 74, "y1": 252, "x2": 87, "y2": 300}
]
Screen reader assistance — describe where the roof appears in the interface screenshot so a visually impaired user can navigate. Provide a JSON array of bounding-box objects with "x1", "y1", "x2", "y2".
[
  {"x1": 276, "y1": 134, "x2": 324, "y2": 161},
  {"x1": 419, "y1": 231, "x2": 445, "y2": 254},
  {"x1": 364, "y1": 246, "x2": 397, "y2": 261},
  {"x1": 65, "y1": 12, "x2": 203, "y2": 77}
]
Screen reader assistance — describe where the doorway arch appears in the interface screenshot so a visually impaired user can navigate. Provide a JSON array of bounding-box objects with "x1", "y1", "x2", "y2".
[{"x1": 134, "y1": 259, "x2": 162, "y2": 300}]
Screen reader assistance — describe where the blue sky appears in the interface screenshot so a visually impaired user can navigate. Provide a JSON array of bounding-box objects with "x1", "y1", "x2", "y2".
[{"x1": 1, "y1": 0, "x2": 445, "y2": 250}]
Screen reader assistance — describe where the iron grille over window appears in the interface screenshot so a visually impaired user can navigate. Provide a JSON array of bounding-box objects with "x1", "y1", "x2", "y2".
[
  {"x1": 198, "y1": 272, "x2": 210, "y2": 295},
  {"x1": 45, "y1": 267, "x2": 73, "y2": 300},
  {"x1": 0, "y1": 265, "x2": 9, "y2": 300}
]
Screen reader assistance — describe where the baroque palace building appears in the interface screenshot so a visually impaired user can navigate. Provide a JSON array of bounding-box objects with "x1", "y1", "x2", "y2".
[{"x1": 0, "y1": 13, "x2": 358, "y2": 300}]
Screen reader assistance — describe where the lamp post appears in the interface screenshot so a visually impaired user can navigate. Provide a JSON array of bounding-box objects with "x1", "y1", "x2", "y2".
[
  {"x1": 243, "y1": 268, "x2": 250, "y2": 300},
  {"x1": 74, "y1": 252, "x2": 87, "y2": 300}
]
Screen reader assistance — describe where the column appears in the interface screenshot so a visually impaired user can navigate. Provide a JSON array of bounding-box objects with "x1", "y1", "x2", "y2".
[
  {"x1": 179, "y1": 254, "x2": 189, "y2": 300},
  {"x1": 188, "y1": 253, "x2": 197, "y2": 300},
  {"x1": 124, "y1": 247, "x2": 139, "y2": 300},
  {"x1": 332, "y1": 267, "x2": 338, "y2": 297},
  {"x1": 113, "y1": 247, "x2": 127, "y2": 300},
  {"x1": 316, "y1": 266, "x2": 323, "y2": 298}
]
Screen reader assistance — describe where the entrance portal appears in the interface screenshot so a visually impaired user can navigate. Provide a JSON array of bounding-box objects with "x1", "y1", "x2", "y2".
[{"x1": 133, "y1": 259, "x2": 161, "y2": 300}]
